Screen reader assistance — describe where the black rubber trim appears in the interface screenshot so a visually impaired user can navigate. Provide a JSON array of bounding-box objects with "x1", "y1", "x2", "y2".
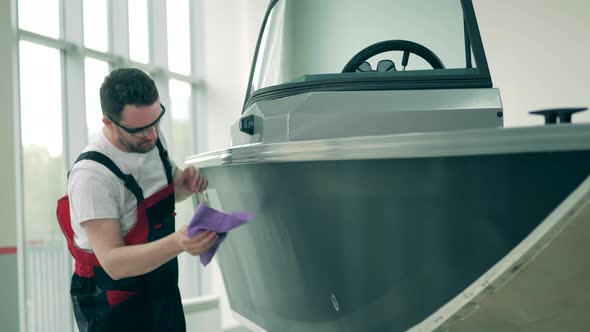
[{"x1": 244, "y1": 75, "x2": 492, "y2": 111}]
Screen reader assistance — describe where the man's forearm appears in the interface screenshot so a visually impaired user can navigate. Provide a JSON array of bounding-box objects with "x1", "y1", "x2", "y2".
[{"x1": 101, "y1": 234, "x2": 182, "y2": 280}]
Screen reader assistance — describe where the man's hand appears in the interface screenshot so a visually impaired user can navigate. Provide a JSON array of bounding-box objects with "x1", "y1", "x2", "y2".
[
  {"x1": 174, "y1": 226, "x2": 219, "y2": 256},
  {"x1": 174, "y1": 166, "x2": 208, "y2": 202}
]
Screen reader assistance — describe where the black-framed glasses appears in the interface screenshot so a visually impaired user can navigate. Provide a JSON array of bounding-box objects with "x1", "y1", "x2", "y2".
[{"x1": 108, "y1": 104, "x2": 166, "y2": 138}]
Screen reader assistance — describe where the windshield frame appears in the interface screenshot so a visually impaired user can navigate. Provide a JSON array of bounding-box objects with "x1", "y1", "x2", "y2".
[{"x1": 242, "y1": 0, "x2": 492, "y2": 113}]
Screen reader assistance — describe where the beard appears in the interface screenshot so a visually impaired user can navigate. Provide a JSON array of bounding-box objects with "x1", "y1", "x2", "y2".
[{"x1": 117, "y1": 135, "x2": 157, "y2": 153}]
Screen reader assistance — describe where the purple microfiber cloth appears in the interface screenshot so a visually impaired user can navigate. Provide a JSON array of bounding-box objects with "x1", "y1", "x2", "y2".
[{"x1": 187, "y1": 203, "x2": 252, "y2": 266}]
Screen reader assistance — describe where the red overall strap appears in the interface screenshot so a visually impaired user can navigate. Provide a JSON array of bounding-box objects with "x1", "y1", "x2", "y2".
[{"x1": 56, "y1": 195, "x2": 100, "y2": 277}]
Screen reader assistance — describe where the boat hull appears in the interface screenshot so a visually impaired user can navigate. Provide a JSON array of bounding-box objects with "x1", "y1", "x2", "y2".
[{"x1": 195, "y1": 150, "x2": 590, "y2": 331}]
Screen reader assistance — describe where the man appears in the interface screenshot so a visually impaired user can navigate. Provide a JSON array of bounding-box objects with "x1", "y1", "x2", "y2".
[{"x1": 57, "y1": 68, "x2": 216, "y2": 331}]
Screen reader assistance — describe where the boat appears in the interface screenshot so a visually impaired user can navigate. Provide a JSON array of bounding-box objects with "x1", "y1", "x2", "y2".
[{"x1": 185, "y1": 0, "x2": 590, "y2": 331}]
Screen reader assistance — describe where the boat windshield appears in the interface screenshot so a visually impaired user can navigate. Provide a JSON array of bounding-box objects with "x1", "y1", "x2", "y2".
[{"x1": 244, "y1": 0, "x2": 491, "y2": 110}]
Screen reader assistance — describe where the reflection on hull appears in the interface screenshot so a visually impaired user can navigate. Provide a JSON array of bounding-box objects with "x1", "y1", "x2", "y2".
[{"x1": 193, "y1": 150, "x2": 590, "y2": 331}]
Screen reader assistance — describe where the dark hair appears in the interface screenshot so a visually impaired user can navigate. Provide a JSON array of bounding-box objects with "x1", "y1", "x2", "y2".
[{"x1": 99, "y1": 68, "x2": 159, "y2": 121}]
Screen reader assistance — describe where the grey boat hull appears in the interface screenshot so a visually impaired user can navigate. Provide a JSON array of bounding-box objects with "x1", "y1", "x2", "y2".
[{"x1": 190, "y1": 137, "x2": 590, "y2": 331}]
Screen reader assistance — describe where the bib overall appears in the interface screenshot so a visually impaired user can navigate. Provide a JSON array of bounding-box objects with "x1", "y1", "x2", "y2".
[{"x1": 56, "y1": 139, "x2": 185, "y2": 331}]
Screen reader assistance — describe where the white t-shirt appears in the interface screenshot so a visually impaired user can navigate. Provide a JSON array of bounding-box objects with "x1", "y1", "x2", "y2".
[{"x1": 68, "y1": 128, "x2": 177, "y2": 250}]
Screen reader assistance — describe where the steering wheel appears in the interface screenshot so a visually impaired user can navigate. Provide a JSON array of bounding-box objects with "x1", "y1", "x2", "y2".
[{"x1": 342, "y1": 39, "x2": 445, "y2": 73}]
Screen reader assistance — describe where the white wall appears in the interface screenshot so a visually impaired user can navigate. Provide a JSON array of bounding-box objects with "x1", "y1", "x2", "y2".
[
  {"x1": 200, "y1": 0, "x2": 268, "y2": 153},
  {"x1": 473, "y1": 0, "x2": 590, "y2": 126}
]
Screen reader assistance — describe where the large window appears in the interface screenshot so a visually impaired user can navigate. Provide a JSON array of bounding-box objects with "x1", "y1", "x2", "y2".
[
  {"x1": 83, "y1": 0, "x2": 108, "y2": 52},
  {"x1": 16, "y1": 1, "x2": 202, "y2": 331},
  {"x1": 128, "y1": 0, "x2": 150, "y2": 63},
  {"x1": 18, "y1": 0, "x2": 60, "y2": 38},
  {"x1": 166, "y1": 0, "x2": 191, "y2": 75},
  {"x1": 84, "y1": 58, "x2": 109, "y2": 140},
  {"x1": 18, "y1": 40, "x2": 71, "y2": 332}
]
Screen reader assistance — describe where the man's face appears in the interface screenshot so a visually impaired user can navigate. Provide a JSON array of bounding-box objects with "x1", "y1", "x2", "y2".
[{"x1": 112, "y1": 101, "x2": 162, "y2": 153}]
